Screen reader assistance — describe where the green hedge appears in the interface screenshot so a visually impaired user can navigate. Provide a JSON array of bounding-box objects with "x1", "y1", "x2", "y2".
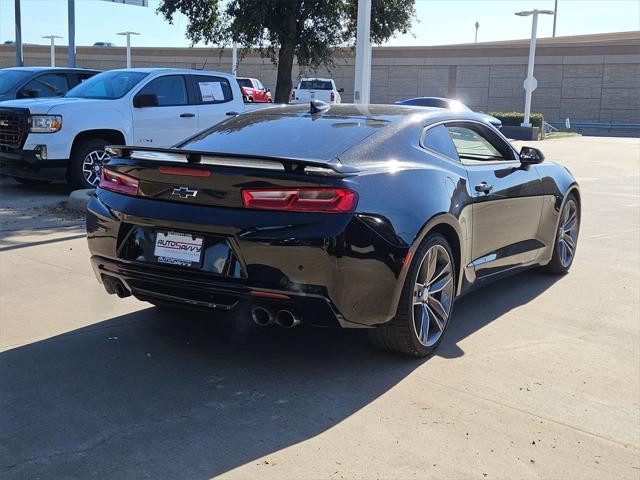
[{"x1": 488, "y1": 111, "x2": 544, "y2": 128}]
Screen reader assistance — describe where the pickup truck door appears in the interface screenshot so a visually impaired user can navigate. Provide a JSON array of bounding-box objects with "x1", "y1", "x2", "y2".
[
  {"x1": 190, "y1": 75, "x2": 238, "y2": 131},
  {"x1": 444, "y1": 121, "x2": 544, "y2": 279},
  {"x1": 131, "y1": 74, "x2": 197, "y2": 147}
]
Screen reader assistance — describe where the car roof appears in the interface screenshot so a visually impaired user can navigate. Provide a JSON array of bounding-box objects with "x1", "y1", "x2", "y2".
[
  {"x1": 244, "y1": 103, "x2": 485, "y2": 125},
  {"x1": 105, "y1": 67, "x2": 234, "y2": 76},
  {"x1": 300, "y1": 77, "x2": 333, "y2": 82},
  {"x1": 2, "y1": 66, "x2": 99, "y2": 73}
]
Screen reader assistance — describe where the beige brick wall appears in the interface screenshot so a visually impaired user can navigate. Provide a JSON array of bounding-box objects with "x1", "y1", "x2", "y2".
[{"x1": 1, "y1": 32, "x2": 638, "y2": 126}]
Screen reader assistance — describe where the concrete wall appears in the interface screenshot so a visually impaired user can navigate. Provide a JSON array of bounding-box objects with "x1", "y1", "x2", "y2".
[{"x1": 1, "y1": 31, "x2": 639, "y2": 135}]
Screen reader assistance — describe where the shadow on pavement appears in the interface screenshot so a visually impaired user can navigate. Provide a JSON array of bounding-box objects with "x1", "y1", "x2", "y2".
[{"x1": 0, "y1": 271, "x2": 559, "y2": 479}]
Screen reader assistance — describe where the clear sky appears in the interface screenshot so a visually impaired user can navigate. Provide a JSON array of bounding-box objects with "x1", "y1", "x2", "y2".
[{"x1": 1, "y1": 0, "x2": 639, "y2": 48}]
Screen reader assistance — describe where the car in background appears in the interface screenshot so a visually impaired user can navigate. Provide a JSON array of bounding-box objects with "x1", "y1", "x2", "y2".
[
  {"x1": 86, "y1": 103, "x2": 580, "y2": 358},
  {"x1": 236, "y1": 77, "x2": 272, "y2": 103},
  {"x1": 290, "y1": 78, "x2": 343, "y2": 104},
  {"x1": 396, "y1": 97, "x2": 502, "y2": 129},
  {"x1": 0, "y1": 68, "x2": 246, "y2": 188},
  {"x1": 0, "y1": 67, "x2": 99, "y2": 101},
  {"x1": 93, "y1": 42, "x2": 115, "y2": 47}
]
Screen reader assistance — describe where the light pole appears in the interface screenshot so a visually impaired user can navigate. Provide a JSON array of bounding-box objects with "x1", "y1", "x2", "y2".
[
  {"x1": 231, "y1": 42, "x2": 238, "y2": 76},
  {"x1": 42, "y1": 35, "x2": 62, "y2": 67},
  {"x1": 353, "y1": 0, "x2": 372, "y2": 104},
  {"x1": 552, "y1": 0, "x2": 558, "y2": 37},
  {"x1": 68, "y1": 0, "x2": 75, "y2": 67},
  {"x1": 117, "y1": 31, "x2": 140, "y2": 68},
  {"x1": 475, "y1": 21, "x2": 479, "y2": 43},
  {"x1": 15, "y1": 0, "x2": 23, "y2": 66},
  {"x1": 515, "y1": 9, "x2": 555, "y2": 127}
]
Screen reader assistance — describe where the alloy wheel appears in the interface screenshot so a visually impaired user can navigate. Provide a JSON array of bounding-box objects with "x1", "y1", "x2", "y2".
[
  {"x1": 412, "y1": 244, "x2": 455, "y2": 347},
  {"x1": 558, "y1": 199, "x2": 579, "y2": 267},
  {"x1": 82, "y1": 149, "x2": 109, "y2": 187}
]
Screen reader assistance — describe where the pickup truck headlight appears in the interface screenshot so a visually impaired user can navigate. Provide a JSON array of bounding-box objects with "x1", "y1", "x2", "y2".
[{"x1": 29, "y1": 115, "x2": 62, "y2": 133}]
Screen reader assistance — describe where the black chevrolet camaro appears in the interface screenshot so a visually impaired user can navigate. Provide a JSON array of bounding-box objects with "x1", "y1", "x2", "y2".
[{"x1": 87, "y1": 103, "x2": 580, "y2": 357}]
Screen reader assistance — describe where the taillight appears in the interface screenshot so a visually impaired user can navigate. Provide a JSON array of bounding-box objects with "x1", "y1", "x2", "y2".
[
  {"x1": 99, "y1": 168, "x2": 139, "y2": 196},
  {"x1": 242, "y1": 187, "x2": 357, "y2": 213},
  {"x1": 331, "y1": 91, "x2": 335, "y2": 102}
]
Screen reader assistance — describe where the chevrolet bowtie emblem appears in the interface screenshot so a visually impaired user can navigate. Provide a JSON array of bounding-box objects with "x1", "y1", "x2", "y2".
[{"x1": 171, "y1": 186, "x2": 198, "y2": 199}]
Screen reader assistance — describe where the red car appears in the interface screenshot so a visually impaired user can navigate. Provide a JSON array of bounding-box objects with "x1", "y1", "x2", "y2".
[{"x1": 237, "y1": 77, "x2": 272, "y2": 103}]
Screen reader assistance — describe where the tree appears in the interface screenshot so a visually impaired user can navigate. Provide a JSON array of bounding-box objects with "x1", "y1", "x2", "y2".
[{"x1": 157, "y1": 0, "x2": 416, "y2": 103}]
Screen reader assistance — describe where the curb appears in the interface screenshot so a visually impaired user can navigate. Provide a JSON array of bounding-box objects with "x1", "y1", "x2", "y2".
[{"x1": 66, "y1": 189, "x2": 95, "y2": 212}]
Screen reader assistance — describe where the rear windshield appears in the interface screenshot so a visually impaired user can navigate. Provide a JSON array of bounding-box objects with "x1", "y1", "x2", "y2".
[
  {"x1": 237, "y1": 79, "x2": 252, "y2": 89},
  {"x1": 299, "y1": 80, "x2": 332, "y2": 90},
  {"x1": 180, "y1": 113, "x2": 387, "y2": 161}
]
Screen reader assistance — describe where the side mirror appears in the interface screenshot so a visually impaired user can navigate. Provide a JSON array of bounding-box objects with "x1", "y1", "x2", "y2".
[
  {"x1": 17, "y1": 89, "x2": 38, "y2": 98},
  {"x1": 133, "y1": 93, "x2": 158, "y2": 108},
  {"x1": 519, "y1": 146, "x2": 545, "y2": 164},
  {"x1": 337, "y1": 88, "x2": 344, "y2": 93}
]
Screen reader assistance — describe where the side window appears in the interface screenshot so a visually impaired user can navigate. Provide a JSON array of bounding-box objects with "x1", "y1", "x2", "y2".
[
  {"x1": 421, "y1": 125, "x2": 460, "y2": 161},
  {"x1": 254, "y1": 79, "x2": 263, "y2": 90},
  {"x1": 22, "y1": 73, "x2": 69, "y2": 97},
  {"x1": 445, "y1": 125, "x2": 509, "y2": 162},
  {"x1": 137, "y1": 75, "x2": 188, "y2": 106},
  {"x1": 192, "y1": 75, "x2": 233, "y2": 104}
]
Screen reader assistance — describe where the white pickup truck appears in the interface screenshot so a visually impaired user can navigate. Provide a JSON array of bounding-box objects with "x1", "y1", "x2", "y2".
[
  {"x1": 0, "y1": 68, "x2": 249, "y2": 188},
  {"x1": 289, "y1": 78, "x2": 343, "y2": 105}
]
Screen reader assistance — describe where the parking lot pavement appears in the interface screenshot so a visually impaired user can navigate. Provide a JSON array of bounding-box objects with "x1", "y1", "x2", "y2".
[{"x1": 0, "y1": 136, "x2": 638, "y2": 479}]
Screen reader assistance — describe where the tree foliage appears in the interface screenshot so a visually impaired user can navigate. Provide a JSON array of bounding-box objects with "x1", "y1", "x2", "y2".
[{"x1": 158, "y1": 0, "x2": 416, "y2": 102}]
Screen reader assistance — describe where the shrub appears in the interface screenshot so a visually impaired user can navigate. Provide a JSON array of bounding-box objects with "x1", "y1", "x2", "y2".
[{"x1": 488, "y1": 111, "x2": 544, "y2": 128}]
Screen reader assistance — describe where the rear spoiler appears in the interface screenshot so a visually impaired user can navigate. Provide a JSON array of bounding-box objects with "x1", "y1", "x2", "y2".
[{"x1": 105, "y1": 145, "x2": 358, "y2": 178}]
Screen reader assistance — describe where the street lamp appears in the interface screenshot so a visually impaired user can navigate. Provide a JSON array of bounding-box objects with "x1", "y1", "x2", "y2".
[
  {"x1": 42, "y1": 35, "x2": 62, "y2": 67},
  {"x1": 475, "y1": 21, "x2": 479, "y2": 43},
  {"x1": 117, "y1": 31, "x2": 140, "y2": 68},
  {"x1": 515, "y1": 9, "x2": 555, "y2": 127}
]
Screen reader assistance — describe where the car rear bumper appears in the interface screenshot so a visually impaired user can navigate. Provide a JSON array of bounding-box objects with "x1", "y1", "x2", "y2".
[
  {"x1": 0, "y1": 148, "x2": 68, "y2": 181},
  {"x1": 86, "y1": 190, "x2": 410, "y2": 327}
]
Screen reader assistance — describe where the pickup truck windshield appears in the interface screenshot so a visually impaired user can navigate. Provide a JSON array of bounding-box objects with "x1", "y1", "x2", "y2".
[
  {"x1": 65, "y1": 71, "x2": 148, "y2": 99},
  {"x1": 299, "y1": 80, "x2": 332, "y2": 90},
  {"x1": 0, "y1": 70, "x2": 31, "y2": 94}
]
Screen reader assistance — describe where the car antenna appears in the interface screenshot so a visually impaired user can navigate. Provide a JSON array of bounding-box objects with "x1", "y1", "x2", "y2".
[{"x1": 310, "y1": 99, "x2": 330, "y2": 114}]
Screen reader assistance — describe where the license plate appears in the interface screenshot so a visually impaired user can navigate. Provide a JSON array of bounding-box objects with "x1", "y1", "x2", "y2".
[{"x1": 154, "y1": 231, "x2": 203, "y2": 268}]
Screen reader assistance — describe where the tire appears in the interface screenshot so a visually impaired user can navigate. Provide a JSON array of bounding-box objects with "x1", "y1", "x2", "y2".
[
  {"x1": 369, "y1": 233, "x2": 456, "y2": 357},
  {"x1": 540, "y1": 193, "x2": 580, "y2": 275},
  {"x1": 13, "y1": 177, "x2": 51, "y2": 186},
  {"x1": 68, "y1": 138, "x2": 111, "y2": 189},
  {"x1": 247, "y1": 96, "x2": 254, "y2": 103},
  {"x1": 268, "y1": 98, "x2": 273, "y2": 103}
]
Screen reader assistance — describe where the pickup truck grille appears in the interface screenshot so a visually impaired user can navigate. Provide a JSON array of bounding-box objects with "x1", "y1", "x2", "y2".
[{"x1": 0, "y1": 108, "x2": 29, "y2": 150}]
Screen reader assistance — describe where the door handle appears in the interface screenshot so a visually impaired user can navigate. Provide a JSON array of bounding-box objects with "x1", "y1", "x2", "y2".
[
  {"x1": 180, "y1": 113, "x2": 195, "y2": 118},
  {"x1": 475, "y1": 182, "x2": 493, "y2": 194},
  {"x1": 226, "y1": 111, "x2": 240, "y2": 116}
]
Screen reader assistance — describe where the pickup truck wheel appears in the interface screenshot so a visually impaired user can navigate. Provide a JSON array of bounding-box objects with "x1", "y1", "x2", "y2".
[
  {"x1": 13, "y1": 177, "x2": 52, "y2": 186},
  {"x1": 68, "y1": 138, "x2": 111, "y2": 189}
]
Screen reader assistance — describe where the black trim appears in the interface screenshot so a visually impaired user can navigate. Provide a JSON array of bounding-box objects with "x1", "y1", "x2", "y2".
[{"x1": 0, "y1": 149, "x2": 68, "y2": 181}]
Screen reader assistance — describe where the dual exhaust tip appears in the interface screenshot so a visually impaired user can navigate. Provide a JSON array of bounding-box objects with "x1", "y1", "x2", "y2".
[{"x1": 252, "y1": 306, "x2": 301, "y2": 329}]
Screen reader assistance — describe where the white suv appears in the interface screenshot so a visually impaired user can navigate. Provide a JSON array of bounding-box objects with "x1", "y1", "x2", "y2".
[
  {"x1": 290, "y1": 78, "x2": 343, "y2": 105},
  {"x1": 0, "y1": 68, "x2": 246, "y2": 188}
]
